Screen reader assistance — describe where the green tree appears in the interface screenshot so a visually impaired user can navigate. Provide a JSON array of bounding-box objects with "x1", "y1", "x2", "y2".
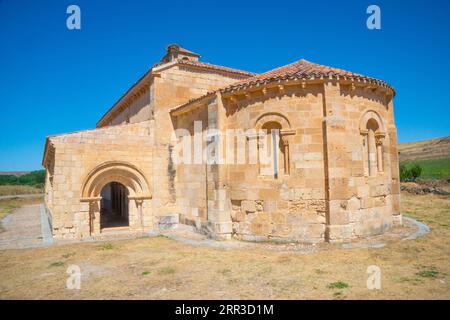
[{"x1": 0, "y1": 170, "x2": 45, "y2": 187}]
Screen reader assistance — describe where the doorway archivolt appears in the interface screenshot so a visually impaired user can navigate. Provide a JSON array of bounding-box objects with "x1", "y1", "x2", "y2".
[{"x1": 80, "y1": 161, "x2": 152, "y2": 235}]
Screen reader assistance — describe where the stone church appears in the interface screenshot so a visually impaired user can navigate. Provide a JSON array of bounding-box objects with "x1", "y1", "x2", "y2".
[{"x1": 42, "y1": 44, "x2": 401, "y2": 243}]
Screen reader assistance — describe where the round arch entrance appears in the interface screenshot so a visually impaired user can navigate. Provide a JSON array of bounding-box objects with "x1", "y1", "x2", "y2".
[
  {"x1": 100, "y1": 181, "x2": 129, "y2": 229},
  {"x1": 80, "y1": 161, "x2": 152, "y2": 236}
]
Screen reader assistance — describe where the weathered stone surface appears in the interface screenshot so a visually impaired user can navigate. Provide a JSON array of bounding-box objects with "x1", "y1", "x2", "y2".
[
  {"x1": 43, "y1": 45, "x2": 400, "y2": 243},
  {"x1": 158, "y1": 214, "x2": 180, "y2": 230}
]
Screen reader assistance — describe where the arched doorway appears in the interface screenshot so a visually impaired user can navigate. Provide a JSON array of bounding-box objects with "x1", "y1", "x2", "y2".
[
  {"x1": 80, "y1": 161, "x2": 152, "y2": 236},
  {"x1": 100, "y1": 182, "x2": 129, "y2": 229}
]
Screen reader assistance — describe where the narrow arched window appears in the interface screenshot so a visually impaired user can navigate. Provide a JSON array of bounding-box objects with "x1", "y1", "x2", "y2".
[
  {"x1": 362, "y1": 119, "x2": 384, "y2": 176},
  {"x1": 259, "y1": 121, "x2": 289, "y2": 178}
]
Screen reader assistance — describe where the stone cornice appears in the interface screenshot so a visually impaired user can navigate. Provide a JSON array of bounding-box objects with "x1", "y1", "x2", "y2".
[{"x1": 172, "y1": 77, "x2": 394, "y2": 117}]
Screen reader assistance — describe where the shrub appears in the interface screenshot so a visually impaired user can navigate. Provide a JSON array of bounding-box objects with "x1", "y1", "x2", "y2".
[
  {"x1": 399, "y1": 164, "x2": 411, "y2": 181},
  {"x1": 400, "y1": 164, "x2": 423, "y2": 182},
  {"x1": 409, "y1": 164, "x2": 423, "y2": 181}
]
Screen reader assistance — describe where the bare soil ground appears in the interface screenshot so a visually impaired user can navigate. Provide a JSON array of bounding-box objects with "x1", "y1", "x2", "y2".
[{"x1": 0, "y1": 192, "x2": 449, "y2": 300}]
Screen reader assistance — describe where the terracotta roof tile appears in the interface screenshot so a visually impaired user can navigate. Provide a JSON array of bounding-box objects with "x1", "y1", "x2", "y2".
[
  {"x1": 223, "y1": 58, "x2": 394, "y2": 92},
  {"x1": 176, "y1": 59, "x2": 255, "y2": 77}
]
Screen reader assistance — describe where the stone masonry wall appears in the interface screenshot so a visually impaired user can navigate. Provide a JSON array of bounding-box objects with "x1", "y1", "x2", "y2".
[
  {"x1": 171, "y1": 81, "x2": 399, "y2": 243},
  {"x1": 323, "y1": 82, "x2": 399, "y2": 242},
  {"x1": 223, "y1": 84, "x2": 327, "y2": 243},
  {"x1": 150, "y1": 66, "x2": 250, "y2": 220},
  {"x1": 171, "y1": 106, "x2": 208, "y2": 228},
  {"x1": 45, "y1": 121, "x2": 153, "y2": 240}
]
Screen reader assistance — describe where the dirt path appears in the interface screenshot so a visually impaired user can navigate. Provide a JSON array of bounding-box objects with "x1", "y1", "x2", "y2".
[{"x1": 0, "y1": 204, "x2": 53, "y2": 250}]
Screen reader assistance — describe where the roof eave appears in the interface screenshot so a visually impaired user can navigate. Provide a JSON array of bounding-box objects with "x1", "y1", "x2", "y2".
[
  {"x1": 97, "y1": 60, "x2": 254, "y2": 127},
  {"x1": 96, "y1": 68, "x2": 154, "y2": 128},
  {"x1": 173, "y1": 75, "x2": 395, "y2": 116},
  {"x1": 170, "y1": 94, "x2": 215, "y2": 117}
]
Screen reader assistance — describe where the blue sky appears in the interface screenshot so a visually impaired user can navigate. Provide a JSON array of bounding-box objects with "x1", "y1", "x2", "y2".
[{"x1": 0, "y1": 0, "x2": 449, "y2": 171}]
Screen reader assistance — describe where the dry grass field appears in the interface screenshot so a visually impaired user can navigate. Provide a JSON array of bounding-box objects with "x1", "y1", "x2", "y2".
[
  {"x1": 0, "y1": 185, "x2": 43, "y2": 196},
  {"x1": 0, "y1": 192, "x2": 449, "y2": 300}
]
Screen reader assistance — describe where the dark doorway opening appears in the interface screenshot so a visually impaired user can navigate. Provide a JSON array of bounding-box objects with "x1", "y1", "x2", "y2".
[{"x1": 100, "y1": 182, "x2": 129, "y2": 229}]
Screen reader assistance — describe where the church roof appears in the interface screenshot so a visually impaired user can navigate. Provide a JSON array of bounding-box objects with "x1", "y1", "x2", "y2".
[
  {"x1": 175, "y1": 59, "x2": 255, "y2": 77},
  {"x1": 96, "y1": 55, "x2": 254, "y2": 127},
  {"x1": 171, "y1": 58, "x2": 395, "y2": 114},
  {"x1": 223, "y1": 58, "x2": 394, "y2": 93}
]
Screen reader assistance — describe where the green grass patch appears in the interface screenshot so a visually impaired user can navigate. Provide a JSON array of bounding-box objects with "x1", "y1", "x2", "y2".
[
  {"x1": 416, "y1": 267, "x2": 439, "y2": 279},
  {"x1": 141, "y1": 271, "x2": 150, "y2": 276},
  {"x1": 401, "y1": 157, "x2": 450, "y2": 180},
  {"x1": 327, "y1": 281, "x2": 349, "y2": 289},
  {"x1": 49, "y1": 261, "x2": 64, "y2": 267},
  {"x1": 333, "y1": 291, "x2": 345, "y2": 299}
]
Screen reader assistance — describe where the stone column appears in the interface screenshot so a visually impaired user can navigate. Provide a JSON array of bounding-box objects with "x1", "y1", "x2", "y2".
[
  {"x1": 280, "y1": 130, "x2": 294, "y2": 176},
  {"x1": 129, "y1": 195, "x2": 152, "y2": 230},
  {"x1": 375, "y1": 133, "x2": 385, "y2": 173},
  {"x1": 387, "y1": 94, "x2": 401, "y2": 225},
  {"x1": 282, "y1": 135, "x2": 289, "y2": 175},
  {"x1": 205, "y1": 93, "x2": 232, "y2": 240},
  {"x1": 135, "y1": 199, "x2": 144, "y2": 230},
  {"x1": 322, "y1": 81, "x2": 354, "y2": 242},
  {"x1": 88, "y1": 198, "x2": 101, "y2": 235}
]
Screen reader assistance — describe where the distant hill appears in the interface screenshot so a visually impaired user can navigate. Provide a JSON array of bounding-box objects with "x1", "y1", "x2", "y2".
[
  {"x1": 0, "y1": 171, "x2": 31, "y2": 176},
  {"x1": 398, "y1": 136, "x2": 450, "y2": 161}
]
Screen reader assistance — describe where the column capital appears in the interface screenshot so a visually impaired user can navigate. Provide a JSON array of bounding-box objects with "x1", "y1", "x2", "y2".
[
  {"x1": 80, "y1": 197, "x2": 101, "y2": 203},
  {"x1": 360, "y1": 129, "x2": 369, "y2": 136},
  {"x1": 375, "y1": 132, "x2": 386, "y2": 145},
  {"x1": 281, "y1": 135, "x2": 290, "y2": 145}
]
